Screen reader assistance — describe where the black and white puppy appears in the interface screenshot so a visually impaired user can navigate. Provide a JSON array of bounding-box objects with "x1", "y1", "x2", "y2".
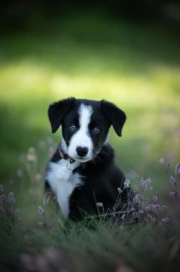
[{"x1": 45, "y1": 98, "x2": 132, "y2": 221}]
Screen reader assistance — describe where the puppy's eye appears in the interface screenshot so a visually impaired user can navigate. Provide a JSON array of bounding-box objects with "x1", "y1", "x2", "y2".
[
  {"x1": 92, "y1": 127, "x2": 101, "y2": 134},
  {"x1": 69, "y1": 125, "x2": 77, "y2": 132}
]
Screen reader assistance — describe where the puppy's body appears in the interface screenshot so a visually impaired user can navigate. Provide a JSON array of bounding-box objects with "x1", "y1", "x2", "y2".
[{"x1": 45, "y1": 98, "x2": 132, "y2": 221}]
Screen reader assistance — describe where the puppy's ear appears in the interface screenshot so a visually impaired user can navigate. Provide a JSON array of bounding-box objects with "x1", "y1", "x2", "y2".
[
  {"x1": 48, "y1": 97, "x2": 75, "y2": 133},
  {"x1": 101, "y1": 100, "x2": 126, "y2": 136}
]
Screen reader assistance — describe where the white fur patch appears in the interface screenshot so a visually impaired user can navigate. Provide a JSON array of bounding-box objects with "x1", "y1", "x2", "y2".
[
  {"x1": 68, "y1": 104, "x2": 93, "y2": 161},
  {"x1": 46, "y1": 159, "x2": 83, "y2": 217}
]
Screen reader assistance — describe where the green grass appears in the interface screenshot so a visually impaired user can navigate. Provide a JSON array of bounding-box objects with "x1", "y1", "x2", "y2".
[
  {"x1": 0, "y1": 12, "x2": 180, "y2": 181},
  {"x1": 0, "y1": 10, "x2": 180, "y2": 272}
]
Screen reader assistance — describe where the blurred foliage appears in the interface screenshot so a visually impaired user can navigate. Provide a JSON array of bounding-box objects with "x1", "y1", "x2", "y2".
[
  {"x1": 0, "y1": 6, "x2": 180, "y2": 272},
  {"x1": 1, "y1": 0, "x2": 180, "y2": 32},
  {"x1": 0, "y1": 7, "x2": 180, "y2": 188}
]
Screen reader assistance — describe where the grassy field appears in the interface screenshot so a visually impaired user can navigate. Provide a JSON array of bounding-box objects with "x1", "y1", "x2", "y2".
[{"x1": 0, "y1": 11, "x2": 180, "y2": 272}]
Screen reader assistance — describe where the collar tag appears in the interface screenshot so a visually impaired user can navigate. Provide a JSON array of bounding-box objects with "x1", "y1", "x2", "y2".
[
  {"x1": 70, "y1": 158, "x2": 75, "y2": 164},
  {"x1": 67, "y1": 161, "x2": 75, "y2": 171}
]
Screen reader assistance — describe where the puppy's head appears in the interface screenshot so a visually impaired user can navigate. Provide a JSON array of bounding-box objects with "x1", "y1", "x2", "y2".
[{"x1": 48, "y1": 98, "x2": 126, "y2": 163}]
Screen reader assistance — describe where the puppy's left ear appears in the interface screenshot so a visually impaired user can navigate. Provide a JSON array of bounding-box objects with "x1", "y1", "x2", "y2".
[
  {"x1": 101, "y1": 100, "x2": 126, "y2": 136},
  {"x1": 48, "y1": 97, "x2": 75, "y2": 133}
]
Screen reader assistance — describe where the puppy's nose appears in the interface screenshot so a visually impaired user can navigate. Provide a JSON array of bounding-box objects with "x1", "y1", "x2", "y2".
[{"x1": 76, "y1": 147, "x2": 88, "y2": 157}]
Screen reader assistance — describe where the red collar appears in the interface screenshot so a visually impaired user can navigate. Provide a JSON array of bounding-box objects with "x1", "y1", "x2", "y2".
[{"x1": 59, "y1": 149, "x2": 75, "y2": 164}]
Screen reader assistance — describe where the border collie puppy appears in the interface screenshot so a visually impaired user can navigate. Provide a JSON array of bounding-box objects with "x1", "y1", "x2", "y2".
[{"x1": 45, "y1": 98, "x2": 132, "y2": 221}]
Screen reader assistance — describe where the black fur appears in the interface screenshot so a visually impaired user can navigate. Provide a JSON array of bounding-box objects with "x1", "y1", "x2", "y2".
[
  {"x1": 68, "y1": 144, "x2": 130, "y2": 220},
  {"x1": 48, "y1": 97, "x2": 75, "y2": 133}
]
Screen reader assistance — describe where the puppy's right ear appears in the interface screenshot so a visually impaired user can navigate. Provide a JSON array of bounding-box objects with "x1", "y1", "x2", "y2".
[
  {"x1": 101, "y1": 100, "x2": 126, "y2": 136},
  {"x1": 48, "y1": 97, "x2": 75, "y2": 133}
]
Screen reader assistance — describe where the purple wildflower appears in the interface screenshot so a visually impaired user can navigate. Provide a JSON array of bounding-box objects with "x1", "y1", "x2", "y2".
[
  {"x1": 8, "y1": 192, "x2": 16, "y2": 204},
  {"x1": 145, "y1": 206, "x2": 150, "y2": 211},
  {"x1": 161, "y1": 217, "x2": 169, "y2": 223},
  {"x1": 38, "y1": 206, "x2": 45, "y2": 216},
  {"x1": 141, "y1": 178, "x2": 151, "y2": 191},
  {"x1": 43, "y1": 192, "x2": 51, "y2": 205},
  {"x1": 38, "y1": 222, "x2": 45, "y2": 228},
  {"x1": 149, "y1": 204, "x2": 158, "y2": 210},
  {"x1": 159, "y1": 158, "x2": 165, "y2": 164},
  {"x1": 138, "y1": 210, "x2": 144, "y2": 214},
  {"x1": 132, "y1": 212, "x2": 139, "y2": 219},
  {"x1": 169, "y1": 176, "x2": 177, "y2": 187},
  {"x1": 0, "y1": 194, "x2": 5, "y2": 205},
  {"x1": 133, "y1": 194, "x2": 142, "y2": 205},
  {"x1": 175, "y1": 162, "x2": 180, "y2": 175},
  {"x1": 161, "y1": 205, "x2": 167, "y2": 211},
  {"x1": 169, "y1": 191, "x2": 177, "y2": 197},
  {"x1": 153, "y1": 196, "x2": 158, "y2": 202}
]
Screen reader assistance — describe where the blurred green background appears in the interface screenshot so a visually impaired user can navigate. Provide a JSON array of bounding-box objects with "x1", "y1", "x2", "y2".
[{"x1": 0, "y1": 0, "x2": 180, "y2": 191}]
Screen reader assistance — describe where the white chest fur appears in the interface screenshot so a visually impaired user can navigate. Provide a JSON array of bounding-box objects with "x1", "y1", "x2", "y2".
[{"x1": 46, "y1": 159, "x2": 83, "y2": 217}]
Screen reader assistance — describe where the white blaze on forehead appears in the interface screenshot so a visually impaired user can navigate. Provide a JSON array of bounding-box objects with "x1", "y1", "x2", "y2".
[
  {"x1": 78, "y1": 104, "x2": 93, "y2": 131},
  {"x1": 68, "y1": 104, "x2": 93, "y2": 160}
]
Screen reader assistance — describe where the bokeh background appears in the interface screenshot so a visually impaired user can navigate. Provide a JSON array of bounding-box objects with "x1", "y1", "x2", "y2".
[
  {"x1": 0, "y1": 2, "x2": 180, "y2": 272},
  {"x1": 0, "y1": 0, "x2": 180, "y2": 192}
]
